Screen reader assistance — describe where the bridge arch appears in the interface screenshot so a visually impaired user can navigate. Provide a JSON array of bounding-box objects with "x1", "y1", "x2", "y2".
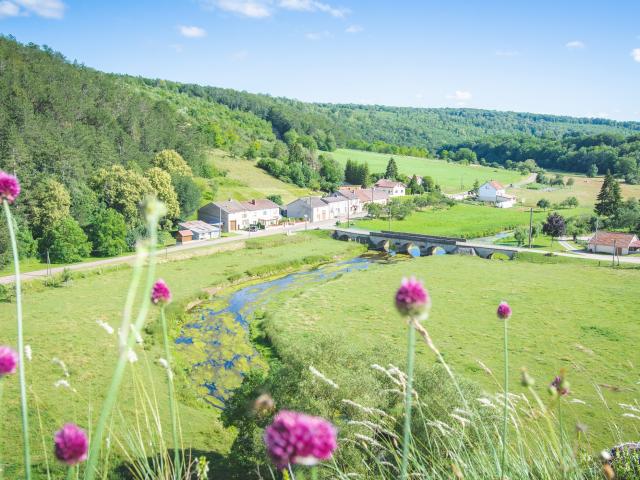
[{"x1": 427, "y1": 246, "x2": 447, "y2": 256}]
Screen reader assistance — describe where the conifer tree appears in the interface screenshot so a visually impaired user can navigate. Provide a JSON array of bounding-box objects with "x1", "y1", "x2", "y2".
[{"x1": 595, "y1": 171, "x2": 622, "y2": 217}]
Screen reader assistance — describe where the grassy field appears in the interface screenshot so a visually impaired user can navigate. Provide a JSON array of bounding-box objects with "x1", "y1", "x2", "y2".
[
  {"x1": 0, "y1": 231, "x2": 363, "y2": 478},
  {"x1": 508, "y1": 174, "x2": 640, "y2": 209},
  {"x1": 263, "y1": 254, "x2": 640, "y2": 448},
  {"x1": 355, "y1": 203, "x2": 560, "y2": 238},
  {"x1": 208, "y1": 150, "x2": 314, "y2": 204},
  {"x1": 330, "y1": 149, "x2": 525, "y2": 193}
]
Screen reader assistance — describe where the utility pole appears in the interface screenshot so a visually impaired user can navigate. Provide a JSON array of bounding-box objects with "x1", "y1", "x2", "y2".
[
  {"x1": 46, "y1": 249, "x2": 51, "y2": 277},
  {"x1": 612, "y1": 240, "x2": 616, "y2": 267},
  {"x1": 528, "y1": 207, "x2": 533, "y2": 248}
]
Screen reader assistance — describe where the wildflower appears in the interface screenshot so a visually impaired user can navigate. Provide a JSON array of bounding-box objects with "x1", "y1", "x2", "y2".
[
  {"x1": 253, "y1": 393, "x2": 275, "y2": 416},
  {"x1": 196, "y1": 456, "x2": 210, "y2": 480},
  {"x1": 52, "y1": 357, "x2": 70, "y2": 377},
  {"x1": 54, "y1": 379, "x2": 72, "y2": 389},
  {"x1": 54, "y1": 423, "x2": 89, "y2": 465},
  {"x1": 600, "y1": 450, "x2": 613, "y2": 462},
  {"x1": 25, "y1": 344, "x2": 32, "y2": 362},
  {"x1": 520, "y1": 367, "x2": 535, "y2": 387},
  {"x1": 0, "y1": 346, "x2": 18, "y2": 376},
  {"x1": 395, "y1": 277, "x2": 430, "y2": 319},
  {"x1": 264, "y1": 410, "x2": 337, "y2": 470},
  {"x1": 575, "y1": 423, "x2": 588, "y2": 434},
  {"x1": 309, "y1": 366, "x2": 339, "y2": 389},
  {"x1": 550, "y1": 375, "x2": 570, "y2": 396},
  {"x1": 157, "y1": 358, "x2": 170, "y2": 370},
  {"x1": 496, "y1": 301, "x2": 512, "y2": 320},
  {"x1": 0, "y1": 171, "x2": 20, "y2": 204},
  {"x1": 151, "y1": 279, "x2": 172, "y2": 305},
  {"x1": 96, "y1": 320, "x2": 114, "y2": 335},
  {"x1": 127, "y1": 349, "x2": 138, "y2": 364}
]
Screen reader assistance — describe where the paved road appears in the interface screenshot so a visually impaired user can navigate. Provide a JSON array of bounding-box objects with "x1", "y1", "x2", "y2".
[{"x1": 0, "y1": 216, "x2": 355, "y2": 285}]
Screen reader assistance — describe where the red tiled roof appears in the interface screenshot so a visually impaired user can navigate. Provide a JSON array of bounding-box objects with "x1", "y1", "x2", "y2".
[
  {"x1": 242, "y1": 199, "x2": 280, "y2": 211},
  {"x1": 177, "y1": 230, "x2": 192, "y2": 237},
  {"x1": 375, "y1": 179, "x2": 405, "y2": 188},
  {"x1": 589, "y1": 231, "x2": 638, "y2": 248},
  {"x1": 355, "y1": 189, "x2": 389, "y2": 203},
  {"x1": 487, "y1": 180, "x2": 504, "y2": 190}
]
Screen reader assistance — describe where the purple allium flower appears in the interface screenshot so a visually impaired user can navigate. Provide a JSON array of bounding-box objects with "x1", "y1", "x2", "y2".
[
  {"x1": 395, "y1": 277, "x2": 430, "y2": 318},
  {"x1": 54, "y1": 423, "x2": 88, "y2": 465},
  {"x1": 0, "y1": 346, "x2": 18, "y2": 377},
  {"x1": 151, "y1": 279, "x2": 172, "y2": 305},
  {"x1": 550, "y1": 376, "x2": 570, "y2": 396},
  {"x1": 0, "y1": 171, "x2": 20, "y2": 204},
  {"x1": 264, "y1": 410, "x2": 337, "y2": 470},
  {"x1": 496, "y1": 301, "x2": 512, "y2": 320}
]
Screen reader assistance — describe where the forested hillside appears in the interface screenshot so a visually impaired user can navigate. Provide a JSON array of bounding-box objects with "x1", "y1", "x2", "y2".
[{"x1": 140, "y1": 78, "x2": 640, "y2": 154}]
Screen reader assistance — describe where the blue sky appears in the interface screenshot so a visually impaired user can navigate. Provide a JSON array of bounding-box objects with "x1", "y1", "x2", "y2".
[{"x1": 1, "y1": 0, "x2": 640, "y2": 120}]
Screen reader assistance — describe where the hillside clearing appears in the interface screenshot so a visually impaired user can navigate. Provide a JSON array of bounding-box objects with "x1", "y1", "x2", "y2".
[
  {"x1": 330, "y1": 149, "x2": 525, "y2": 193},
  {"x1": 208, "y1": 150, "x2": 314, "y2": 204}
]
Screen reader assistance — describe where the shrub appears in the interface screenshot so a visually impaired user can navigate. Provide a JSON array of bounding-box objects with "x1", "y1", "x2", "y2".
[{"x1": 39, "y1": 216, "x2": 91, "y2": 263}]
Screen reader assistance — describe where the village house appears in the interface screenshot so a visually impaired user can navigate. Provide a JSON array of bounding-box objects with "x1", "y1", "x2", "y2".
[
  {"x1": 588, "y1": 231, "x2": 640, "y2": 255},
  {"x1": 322, "y1": 196, "x2": 350, "y2": 218},
  {"x1": 285, "y1": 197, "x2": 330, "y2": 222},
  {"x1": 477, "y1": 180, "x2": 516, "y2": 208},
  {"x1": 355, "y1": 188, "x2": 390, "y2": 206},
  {"x1": 177, "y1": 220, "x2": 220, "y2": 240},
  {"x1": 374, "y1": 179, "x2": 406, "y2": 197},
  {"x1": 197, "y1": 198, "x2": 281, "y2": 232},
  {"x1": 330, "y1": 189, "x2": 363, "y2": 214}
]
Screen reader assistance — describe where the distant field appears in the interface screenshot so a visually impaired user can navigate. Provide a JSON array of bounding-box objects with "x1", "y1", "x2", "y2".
[
  {"x1": 508, "y1": 174, "x2": 640, "y2": 209},
  {"x1": 355, "y1": 203, "x2": 558, "y2": 238},
  {"x1": 330, "y1": 149, "x2": 525, "y2": 192},
  {"x1": 264, "y1": 254, "x2": 640, "y2": 448},
  {"x1": 208, "y1": 150, "x2": 314, "y2": 203}
]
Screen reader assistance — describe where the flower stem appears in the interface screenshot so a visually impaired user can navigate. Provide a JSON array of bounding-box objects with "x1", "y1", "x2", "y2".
[
  {"x1": 311, "y1": 466, "x2": 318, "y2": 480},
  {"x1": 558, "y1": 399, "x2": 565, "y2": 478},
  {"x1": 3, "y1": 200, "x2": 31, "y2": 480},
  {"x1": 66, "y1": 466, "x2": 74, "y2": 480},
  {"x1": 84, "y1": 219, "x2": 159, "y2": 480},
  {"x1": 160, "y1": 307, "x2": 181, "y2": 478},
  {"x1": 0, "y1": 379, "x2": 3, "y2": 480},
  {"x1": 400, "y1": 321, "x2": 416, "y2": 480},
  {"x1": 500, "y1": 318, "x2": 509, "y2": 479}
]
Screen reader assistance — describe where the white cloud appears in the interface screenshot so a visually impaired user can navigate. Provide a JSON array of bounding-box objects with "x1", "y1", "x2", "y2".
[
  {"x1": 632, "y1": 48, "x2": 640, "y2": 63},
  {"x1": 565, "y1": 40, "x2": 585, "y2": 49},
  {"x1": 0, "y1": 1, "x2": 20, "y2": 17},
  {"x1": 210, "y1": 0, "x2": 272, "y2": 18},
  {"x1": 495, "y1": 49, "x2": 520, "y2": 57},
  {"x1": 345, "y1": 24, "x2": 363, "y2": 34},
  {"x1": 305, "y1": 30, "x2": 332, "y2": 40},
  {"x1": 279, "y1": 0, "x2": 348, "y2": 17},
  {"x1": 0, "y1": 0, "x2": 65, "y2": 18},
  {"x1": 447, "y1": 90, "x2": 472, "y2": 101},
  {"x1": 178, "y1": 25, "x2": 207, "y2": 38}
]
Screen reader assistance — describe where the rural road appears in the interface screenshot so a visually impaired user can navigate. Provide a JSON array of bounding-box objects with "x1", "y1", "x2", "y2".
[{"x1": 0, "y1": 216, "x2": 358, "y2": 285}]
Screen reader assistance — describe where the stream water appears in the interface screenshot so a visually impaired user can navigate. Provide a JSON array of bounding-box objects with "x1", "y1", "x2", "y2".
[{"x1": 175, "y1": 257, "x2": 373, "y2": 408}]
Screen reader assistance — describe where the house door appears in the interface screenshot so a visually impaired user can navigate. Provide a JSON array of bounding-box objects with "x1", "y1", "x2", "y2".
[{"x1": 230, "y1": 220, "x2": 237, "y2": 231}]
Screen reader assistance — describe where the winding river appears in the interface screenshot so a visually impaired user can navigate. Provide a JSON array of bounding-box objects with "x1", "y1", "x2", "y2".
[{"x1": 175, "y1": 257, "x2": 373, "y2": 408}]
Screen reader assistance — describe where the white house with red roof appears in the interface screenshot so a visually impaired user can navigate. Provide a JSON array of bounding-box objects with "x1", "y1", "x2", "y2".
[
  {"x1": 374, "y1": 179, "x2": 406, "y2": 197},
  {"x1": 477, "y1": 180, "x2": 516, "y2": 208},
  {"x1": 588, "y1": 231, "x2": 640, "y2": 255}
]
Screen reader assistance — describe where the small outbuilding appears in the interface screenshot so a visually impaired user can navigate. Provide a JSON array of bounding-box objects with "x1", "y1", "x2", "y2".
[
  {"x1": 176, "y1": 229, "x2": 193, "y2": 244},
  {"x1": 177, "y1": 220, "x2": 220, "y2": 240},
  {"x1": 588, "y1": 231, "x2": 640, "y2": 255}
]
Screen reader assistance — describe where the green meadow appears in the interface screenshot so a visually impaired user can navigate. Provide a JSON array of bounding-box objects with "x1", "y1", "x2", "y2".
[
  {"x1": 356, "y1": 203, "x2": 552, "y2": 238},
  {"x1": 263, "y1": 254, "x2": 640, "y2": 448},
  {"x1": 330, "y1": 149, "x2": 525, "y2": 192},
  {"x1": 0, "y1": 232, "x2": 364, "y2": 478}
]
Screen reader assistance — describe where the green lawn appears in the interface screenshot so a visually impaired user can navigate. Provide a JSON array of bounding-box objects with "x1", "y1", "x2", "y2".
[
  {"x1": 263, "y1": 254, "x2": 640, "y2": 448},
  {"x1": 356, "y1": 203, "x2": 554, "y2": 238},
  {"x1": 330, "y1": 149, "x2": 525, "y2": 193},
  {"x1": 0, "y1": 231, "x2": 364, "y2": 478}
]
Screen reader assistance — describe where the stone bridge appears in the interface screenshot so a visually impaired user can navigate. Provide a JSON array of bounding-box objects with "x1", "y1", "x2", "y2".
[{"x1": 332, "y1": 228, "x2": 517, "y2": 259}]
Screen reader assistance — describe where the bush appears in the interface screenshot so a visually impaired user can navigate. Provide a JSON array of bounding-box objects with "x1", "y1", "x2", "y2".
[
  {"x1": 39, "y1": 217, "x2": 92, "y2": 263},
  {"x1": 87, "y1": 208, "x2": 128, "y2": 257}
]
